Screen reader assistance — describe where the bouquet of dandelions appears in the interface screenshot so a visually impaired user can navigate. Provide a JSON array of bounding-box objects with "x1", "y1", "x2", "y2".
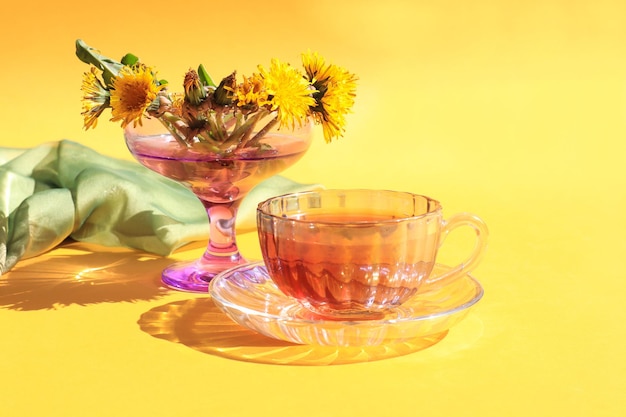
[{"x1": 76, "y1": 39, "x2": 357, "y2": 155}]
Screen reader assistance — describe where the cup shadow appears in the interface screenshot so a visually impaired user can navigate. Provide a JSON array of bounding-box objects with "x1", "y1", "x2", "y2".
[
  {"x1": 0, "y1": 242, "x2": 174, "y2": 310},
  {"x1": 138, "y1": 297, "x2": 448, "y2": 366}
]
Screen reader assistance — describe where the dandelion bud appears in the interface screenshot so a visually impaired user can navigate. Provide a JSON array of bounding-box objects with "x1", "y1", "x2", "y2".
[
  {"x1": 183, "y1": 69, "x2": 206, "y2": 106},
  {"x1": 213, "y1": 72, "x2": 237, "y2": 106}
]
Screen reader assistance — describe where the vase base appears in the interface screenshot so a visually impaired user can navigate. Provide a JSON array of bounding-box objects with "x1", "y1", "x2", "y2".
[{"x1": 161, "y1": 258, "x2": 247, "y2": 293}]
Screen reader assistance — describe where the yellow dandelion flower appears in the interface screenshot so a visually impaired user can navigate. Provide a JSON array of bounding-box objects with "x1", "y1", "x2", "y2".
[
  {"x1": 234, "y1": 73, "x2": 268, "y2": 111},
  {"x1": 80, "y1": 66, "x2": 110, "y2": 129},
  {"x1": 110, "y1": 64, "x2": 164, "y2": 128},
  {"x1": 258, "y1": 58, "x2": 315, "y2": 129},
  {"x1": 302, "y1": 51, "x2": 357, "y2": 142},
  {"x1": 302, "y1": 51, "x2": 335, "y2": 87}
]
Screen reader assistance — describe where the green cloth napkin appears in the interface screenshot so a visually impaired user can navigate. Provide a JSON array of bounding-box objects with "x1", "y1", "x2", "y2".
[{"x1": 0, "y1": 140, "x2": 320, "y2": 275}]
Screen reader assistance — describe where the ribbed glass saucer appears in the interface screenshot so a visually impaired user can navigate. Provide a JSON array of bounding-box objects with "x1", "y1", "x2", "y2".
[{"x1": 209, "y1": 261, "x2": 483, "y2": 347}]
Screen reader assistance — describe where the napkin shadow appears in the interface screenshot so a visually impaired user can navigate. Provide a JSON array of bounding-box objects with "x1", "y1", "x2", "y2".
[
  {"x1": 138, "y1": 297, "x2": 448, "y2": 366},
  {"x1": 0, "y1": 242, "x2": 173, "y2": 310}
]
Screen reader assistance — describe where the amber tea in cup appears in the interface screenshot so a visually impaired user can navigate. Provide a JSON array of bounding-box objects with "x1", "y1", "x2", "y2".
[{"x1": 257, "y1": 189, "x2": 488, "y2": 318}]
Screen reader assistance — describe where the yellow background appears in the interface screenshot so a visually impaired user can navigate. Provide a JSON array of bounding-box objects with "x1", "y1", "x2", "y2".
[{"x1": 1, "y1": 0, "x2": 625, "y2": 416}]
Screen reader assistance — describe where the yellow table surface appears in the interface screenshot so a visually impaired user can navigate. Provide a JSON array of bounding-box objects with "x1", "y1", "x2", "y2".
[{"x1": 1, "y1": 1, "x2": 625, "y2": 416}]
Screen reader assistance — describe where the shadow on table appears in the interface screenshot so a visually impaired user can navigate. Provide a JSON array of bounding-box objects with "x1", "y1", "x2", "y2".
[
  {"x1": 138, "y1": 297, "x2": 448, "y2": 366},
  {"x1": 0, "y1": 242, "x2": 173, "y2": 310}
]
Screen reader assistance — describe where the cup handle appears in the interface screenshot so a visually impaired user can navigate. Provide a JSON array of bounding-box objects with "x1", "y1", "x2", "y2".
[{"x1": 425, "y1": 212, "x2": 489, "y2": 287}]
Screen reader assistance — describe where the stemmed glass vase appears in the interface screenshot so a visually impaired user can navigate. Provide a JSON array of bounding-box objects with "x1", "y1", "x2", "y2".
[{"x1": 124, "y1": 115, "x2": 312, "y2": 292}]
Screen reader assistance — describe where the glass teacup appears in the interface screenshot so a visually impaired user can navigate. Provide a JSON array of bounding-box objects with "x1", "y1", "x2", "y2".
[{"x1": 257, "y1": 189, "x2": 488, "y2": 318}]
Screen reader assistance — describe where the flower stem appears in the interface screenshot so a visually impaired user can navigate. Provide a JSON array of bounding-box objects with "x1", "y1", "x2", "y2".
[
  {"x1": 221, "y1": 111, "x2": 264, "y2": 149},
  {"x1": 159, "y1": 113, "x2": 191, "y2": 148},
  {"x1": 244, "y1": 116, "x2": 278, "y2": 148}
]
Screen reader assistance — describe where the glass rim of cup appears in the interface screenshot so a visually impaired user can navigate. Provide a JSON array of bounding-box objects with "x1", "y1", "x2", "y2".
[{"x1": 256, "y1": 189, "x2": 444, "y2": 226}]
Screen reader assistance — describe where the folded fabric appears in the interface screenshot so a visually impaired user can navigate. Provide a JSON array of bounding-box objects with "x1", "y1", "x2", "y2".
[{"x1": 0, "y1": 140, "x2": 320, "y2": 275}]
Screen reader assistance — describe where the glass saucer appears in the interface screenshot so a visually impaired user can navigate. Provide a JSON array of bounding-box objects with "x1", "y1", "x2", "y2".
[{"x1": 209, "y1": 261, "x2": 484, "y2": 347}]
